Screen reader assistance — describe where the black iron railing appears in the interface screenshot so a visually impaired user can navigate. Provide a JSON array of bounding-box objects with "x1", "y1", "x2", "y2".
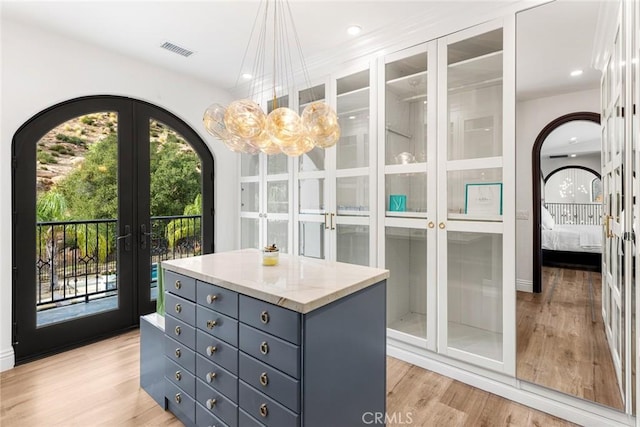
[
  {"x1": 36, "y1": 215, "x2": 201, "y2": 310},
  {"x1": 544, "y1": 202, "x2": 603, "y2": 225}
]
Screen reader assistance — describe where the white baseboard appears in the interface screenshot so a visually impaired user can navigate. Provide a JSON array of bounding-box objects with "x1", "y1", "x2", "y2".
[
  {"x1": 516, "y1": 278, "x2": 533, "y2": 293},
  {"x1": 0, "y1": 346, "x2": 15, "y2": 372},
  {"x1": 387, "y1": 343, "x2": 633, "y2": 426}
]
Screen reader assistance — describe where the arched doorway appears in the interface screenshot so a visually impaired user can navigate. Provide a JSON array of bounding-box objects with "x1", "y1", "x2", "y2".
[{"x1": 12, "y1": 96, "x2": 214, "y2": 362}]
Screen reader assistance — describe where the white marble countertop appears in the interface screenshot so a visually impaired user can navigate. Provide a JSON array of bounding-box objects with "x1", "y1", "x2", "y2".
[{"x1": 161, "y1": 249, "x2": 389, "y2": 313}]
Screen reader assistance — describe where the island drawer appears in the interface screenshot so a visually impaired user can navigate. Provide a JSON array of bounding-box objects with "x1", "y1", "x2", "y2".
[
  {"x1": 196, "y1": 402, "x2": 230, "y2": 427},
  {"x1": 239, "y1": 324, "x2": 300, "y2": 379},
  {"x1": 239, "y1": 380, "x2": 299, "y2": 427},
  {"x1": 164, "y1": 336, "x2": 195, "y2": 373},
  {"x1": 165, "y1": 314, "x2": 196, "y2": 349},
  {"x1": 165, "y1": 356, "x2": 196, "y2": 396},
  {"x1": 197, "y1": 280, "x2": 239, "y2": 319},
  {"x1": 196, "y1": 305, "x2": 238, "y2": 346},
  {"x1": 196, "y1": 330, "x2": 238, "y2": 374},
  {"x1": 239, "y1": 352, "x2": 299, "y2": 412},
  {"x1": 196, "y1": 353, "x2": 238, "y2": 402},
  {"x1": 196, "y1": 378, "x2": 238, "y2": 427},
  {"x1": 166, "y1": 292, "x2": 196, "y2": 325},
  {"x1": 165, "y1": 379, "x2": 195, "y2": 424},
  {"x1": 239, "y1": 295, "x2": 300, "y2": 345},
  {"x1": 165, "y1": 269, "x2": 196, "y2": 301},
  {"x1": 239, "y1": 408, "x2": 265, "y2": 427}
]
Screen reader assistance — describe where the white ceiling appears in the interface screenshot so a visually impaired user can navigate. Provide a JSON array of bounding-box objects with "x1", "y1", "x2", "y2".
[{"x1": 540, "y1": 120, "x2": 601, "y2": 157}]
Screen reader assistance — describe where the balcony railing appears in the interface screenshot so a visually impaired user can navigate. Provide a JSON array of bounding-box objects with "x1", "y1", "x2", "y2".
[
  {"x1": 544, "y1": 202, "x2": 603, "y2": 225},
  {"x1": 36, "y1": 215, "x2": 201, "y2": 311}
]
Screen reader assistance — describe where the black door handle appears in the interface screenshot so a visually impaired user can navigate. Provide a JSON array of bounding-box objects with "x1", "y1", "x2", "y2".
[
  {"x1": 117, "y1": 225, "x2": 132, "y2": 252},
  {"x1": 140, "y1": 223, "x2": 152, "y2": 249}
]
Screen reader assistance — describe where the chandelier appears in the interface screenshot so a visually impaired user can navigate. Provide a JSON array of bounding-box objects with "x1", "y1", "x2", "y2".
[{"x1": 203, "y1": 0, "x2": 340, "y2": 156}]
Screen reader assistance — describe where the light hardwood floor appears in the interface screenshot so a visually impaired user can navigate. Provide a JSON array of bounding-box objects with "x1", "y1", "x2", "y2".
[
  {"x1": 517, "y1": 267, "x2": 623, "y2": 410},
  {"x1": 0, "y1": 330, "x2": 574, "y2": 427}
]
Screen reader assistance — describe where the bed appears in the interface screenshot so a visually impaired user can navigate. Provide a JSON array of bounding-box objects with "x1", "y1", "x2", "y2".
[{"x1": 541, "y1": 210, "x2": 603, "y2": 271}]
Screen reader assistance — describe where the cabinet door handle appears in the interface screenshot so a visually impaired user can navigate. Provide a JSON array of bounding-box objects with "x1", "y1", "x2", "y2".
[
  {"x1": 206, "y1": 372, "x2": 217, "y2": 383},
  {"x1": 439, "y1": 222, "x2": 445, "y2": 229},
  {"x1": 175, "y1": 303, "x2": 182, "y2": 314},
  {"x1": 330, "y1": 213, "x2": 335, "y2": 230},
  {"x1": 324, "y1": 212, "x2": 329, "y2": 230},
  {"x1": 175, "y1": 371, "x2": 182, "y2": 381},
  {"x1": 175, "y1": 348, "x2": 181, "y2": 358},
  {"x1": 260, "y1": 311, "x2": 270, "y2": 324},
  {"x1": 175, "y1": 280, "x2": 181, "y2": 290},
  {"x1": 206, "y1": 320, "x2": 218, "y2": 329},
  {"x1": 207, "y1": 294, "x2": 218, "y2": 304},
  {"x1": 174, "y1": 326, "x2": 181, "y2": 336},
  {"x1": 260, "y1": 341, "x2": 269, "y2": 355},
  {"x1": 259, "y1": 372, "x2": 269, "y2": 386},
  {"x1": 206, "y1": 398, "x2": 217, "y2": 410},
  {"x1": 175, "y1": 393, "x2": 182, "y2": 404},
  {"x1": 259, "y1": 403, "x2": 268, "y2": 417},
  {"x1": 428, "y1": 221, "x2": 435, "y2": 229},
  {"x1": 206, "y1": 345, "x2": 217, "y2": 356}
]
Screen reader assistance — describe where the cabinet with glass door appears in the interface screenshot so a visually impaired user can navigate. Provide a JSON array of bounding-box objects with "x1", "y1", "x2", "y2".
[
  {"x1": 436, "y1": 19, "x2": 515, "y2": 373},
  {"x1": 379, "y1": 42, "x2": 437, "y2": 349},
  {"x1": 239, "y1": 95, "x2": 293, "y2": 253}
]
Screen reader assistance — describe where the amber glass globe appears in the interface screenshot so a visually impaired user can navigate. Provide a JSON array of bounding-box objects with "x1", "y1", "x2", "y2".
[
  {"x1": 301, "y1": 102, "x2": 340, "y2": 148},
  {"x1": 266, "y1": 107, "x2": 303, "y2": 148},
  {"x1": 224, "y1": 99, "x2": 266, "y2": 139},
  {"x1": 203, "y1": 103, "x2": 229, "y2": 140},
  {"x1": 280, "y1": 135, "x2": 315, "y2": 156},
  {"x1": 260, "y1": 140, "x2": 282, "y2": 155}
]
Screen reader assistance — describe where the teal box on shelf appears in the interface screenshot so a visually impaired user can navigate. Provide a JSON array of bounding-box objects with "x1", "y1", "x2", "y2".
[{"x1": 389, "y1": 194, "x2": 407, "y2": 212}]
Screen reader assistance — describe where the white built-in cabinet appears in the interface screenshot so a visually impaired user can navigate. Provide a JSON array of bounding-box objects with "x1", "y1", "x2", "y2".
[{"x1": 239, "y1": 18, "x2": 515, "y2": 374}]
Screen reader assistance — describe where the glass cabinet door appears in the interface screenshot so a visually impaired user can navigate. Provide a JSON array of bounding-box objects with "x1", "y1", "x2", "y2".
[
  {"x1": 239, "y1": 154, "x2": 262, "y2": 249},
  {"x1": 436, "y1": 19, "x2": 514, "y2": 373}
]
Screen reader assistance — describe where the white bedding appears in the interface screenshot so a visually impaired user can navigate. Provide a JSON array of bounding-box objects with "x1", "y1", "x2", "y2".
[{"x1": 541, "y1": 224, "x2": 602, "y2": 253}]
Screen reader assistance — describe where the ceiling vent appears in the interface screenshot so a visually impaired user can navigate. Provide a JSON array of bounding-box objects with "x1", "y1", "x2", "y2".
[{"x1": 160, "y1": 41, "x2": 194, "y2": 58}]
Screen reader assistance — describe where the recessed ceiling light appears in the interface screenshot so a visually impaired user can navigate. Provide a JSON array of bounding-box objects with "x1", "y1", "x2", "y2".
[
  {"x1": 242, "y1": 73, "x2": 253, "y2": 80},
  {"x1": 569, "y1": 137, "x2": 577, "y2": 143},
  {"x1": 348, "y1": 116, "x2": 356, "y2": 120},
  {"x1": 570, "y1": 69, "x2": 583, "y2": 77},
  {"x1": 570, "y1": 154, "x2": 577, "y2": 158},
  {"x1": 347, "y1": 25, "x2": 362, "y2": 36}
]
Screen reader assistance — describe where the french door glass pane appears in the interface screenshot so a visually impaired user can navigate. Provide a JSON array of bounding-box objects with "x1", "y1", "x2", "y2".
[
  {"x1": 241, "y1": 182, "x2": 260, "y2": 213},
  {"x1": 267, "y1": 181, "x2": 288, "y2": 214},
  {"x1": 241, "y1": 153, "x2": 260, "y2": 177},
  {"x1": 447, "y1": 231, "x2": 502, "y2": 361},
  {"x1": 386, "y1": 227, "x2": 427, "y2": 339},
  {"x1": 35, "y1": 113, "x2": 119, "y2": 326},
  {"x1": 337, "y1": 70, "x2": 370, "y2": 170},
  {"x1": 385, "y1": 173, "x2": 427, "y2": 217},
  {"x1": 337, "y1": 176, "x2": 369, "y2": 215},
  {"x1": 299, "y1": 178, "x2": 325, "y2": 214},
  {"x1": 241, "y1": 218, "x2": 259, "y2": 249},
  {"x1": 267, "y1": 154, "x2": 288, "y2": 175},
  {"x1": 447, "y1": 168, "x2": 502, "y2": 220},
  {"x1": 267, "y1": 219, "x2": 288, "y2": 253},
  {"x1": 149, "y1": 120, "x2": 203, "y2": 301},
  {"x1": 299, "y1": 221, "x2": 324, "y2": 259},
  {"x1": 385, "y1": 52, "x2": 428, "y2": 166},
  {"x1": 447, "y1": 29, "x2": 503, "y2": 161},
  {"x1": 336, "y1": 224, "x2": 369, "y2": 266}
]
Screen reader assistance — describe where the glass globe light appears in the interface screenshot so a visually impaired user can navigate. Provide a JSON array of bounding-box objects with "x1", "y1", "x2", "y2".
[
  {"x1": 280, "y1": 135, "x2": 315, "y2": 156},
  {"x1": 224, "y1": 99, "x2": 266, "y2": 139},
  {"x1": 266, "y1": 107, "x2": 303, "y2": 148},
  {"x1": 203, "y1": 103, "x2": 229, "y2": 140},
  {"x1": 301, "y1": 102, "x2": 340, "y2": 148},
  {"x1": 260, "y1": 140, "x2": 282, "y2": 155}
]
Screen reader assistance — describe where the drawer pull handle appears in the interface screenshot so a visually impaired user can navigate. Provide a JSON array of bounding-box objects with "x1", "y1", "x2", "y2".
[
  {"x1": 206, "y1": 320, "x2": 218, "y2": 329},
  {"x1": 207, "y1": 294, "x2": 218, "y2": 304},
  {"x1": 175, "y1": 371, "x2": 181, "y2": 381},
  {"x1": 175, "y1": 280, "x2": 181, "y2": 290},
  {"x1": 260, "y1": 311, "x2": 270, "y2": 324},
  {"x1": 206, "y1": 372, "x2": 217, "y2": 383},
  {"x1": 259, "y1": 403, "x2": 268, "y2": 417},
  {"x1": 206, "y1": 398, "x2": 217, "y2": 410},
  {"x1": 259, "y1": 372, "x2": 269, "y2": 386},
  {"x1": 175, "y1": 348, "x2": 181, "y2": 358},
  {"x1": 260, "y1": 341, "x2": 269, "y2": 355},
  {"x1": 175, "y1": 393, "x2": 182, "y2": 404},
  {"x1": 175, "y1": 303, "x2": 182, "y2": 313},
  {"x1": 174, "y1": 326, "x2": 181, "y2": 336},
  {"x1": 206, "y1": 345, "x2": 217, "y2": 356}
]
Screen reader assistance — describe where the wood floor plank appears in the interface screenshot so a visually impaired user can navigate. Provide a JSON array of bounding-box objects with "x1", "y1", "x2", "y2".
[{"x1": 1, "y1": 330, "x2": 575, "y2": 426}]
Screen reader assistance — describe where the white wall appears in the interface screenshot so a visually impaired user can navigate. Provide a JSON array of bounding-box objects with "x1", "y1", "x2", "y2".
[
  {"x1": 515, "y1": 88, "x2": 599, "y2": 288},
  {"x1": 541, "y1": 153, "x2": 601, "y2": 179},
  {"x1": 0, "y1": 19, "x2": 240, "y2": 370}
]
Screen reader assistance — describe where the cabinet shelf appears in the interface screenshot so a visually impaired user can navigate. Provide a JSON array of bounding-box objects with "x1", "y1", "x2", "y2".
[
  {"x1": 386, "y1": 70, "x2": 428, "y2": 99},
  {"x1": 447, "y1": 321, "x2": 503, "y2": 362},
  {"x1": 448, "y1": 213, "x2": 502, "y2": 222},
  {"x1": 386, "y1": 211, "x2": 428, "y2": 218},
  {"x1": 448, "y1": 51, "x2": 503, "y2": 91}
]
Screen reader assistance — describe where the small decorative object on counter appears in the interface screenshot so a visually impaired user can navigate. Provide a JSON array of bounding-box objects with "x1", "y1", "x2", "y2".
[{"x1": 262, "y1": 243, "x2": 279, "y2": 266}]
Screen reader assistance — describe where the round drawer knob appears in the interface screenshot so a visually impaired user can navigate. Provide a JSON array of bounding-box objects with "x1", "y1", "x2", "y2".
[
  {"x1": 207, "y1": 320, "x2": 218, "y2": 329},
  {"x1": 175, "y1": 303, "x2": 182, "y2": 313},
  {"x1": 428, "y1": 221, "x2": 435, "y2": 229},
  {"x1": 175, "y1": 280, "x2": 181, "y2": 290},
  {"x1": 175, "y1": 348, "x2": 181, "y2": 358},
  {"x1": 175, "y1": 371, "x2": 182, "y2": 381},
  {"x1": 206, "y1": 345, "x2": 217, "y2": 356},
  {"x1": 260, "y1": 311, "x2": 270, "y2": 324},
  {"x1": 259, "y1": 403, "x2": 268, "y2": 417},
  {"x1": 207, "y1": 294, "x2": 218, "y2": 304},
  {"x1": 175, "y1": 393, "x2": 182, "y2": 404},
  {"x1": 206, "y1": 372, "x2": 217, "y2": 383},
  {"x1": 206, "y1": 398, "x2": 217, "y2": 410},
  {"x1": 174, "y1": 326, "x2": 181, "y2": 336},
  {"x1": 260, "y1": 341, "x2": 269, "y2": 355},
  {"x1": 259, "y1": 372, "x2": 269, "y2": 386},
  {"x1": 439, "y1": 222, "x2": 446, "y2": 229}
]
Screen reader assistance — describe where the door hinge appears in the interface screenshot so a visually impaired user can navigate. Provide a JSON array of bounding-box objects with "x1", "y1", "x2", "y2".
[
  {"x1": 11, "y1": 156, "x2": 17, "y2": 170},
  {"x1": 12, "y1": 322, "x2": 19, "y2": 346}
]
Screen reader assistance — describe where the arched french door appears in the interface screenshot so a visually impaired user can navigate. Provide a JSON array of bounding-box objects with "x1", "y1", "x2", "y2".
[{"x1": 12, "y1": 96, "x2": 214, "y2": 362}]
